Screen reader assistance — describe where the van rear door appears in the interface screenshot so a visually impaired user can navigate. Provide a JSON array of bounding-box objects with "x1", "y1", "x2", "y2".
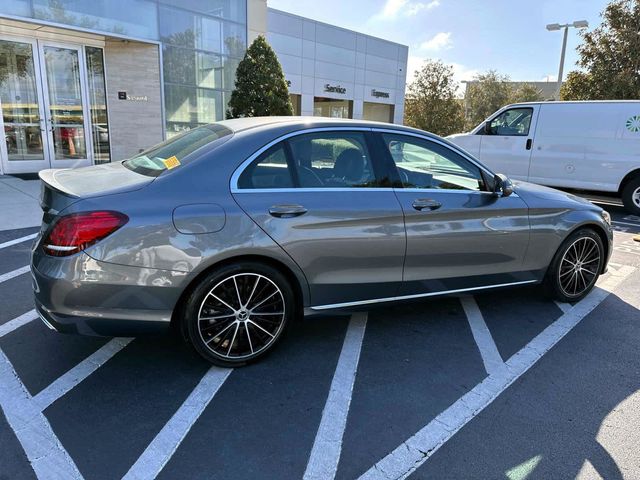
[{"x1": 478, "y1": 105, "x2": 539, "y2": 181}]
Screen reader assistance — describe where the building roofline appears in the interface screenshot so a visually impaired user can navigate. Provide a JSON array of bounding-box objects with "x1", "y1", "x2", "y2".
[{"x1": 266, "y1": 7, "x2": 408, "y2": 50}]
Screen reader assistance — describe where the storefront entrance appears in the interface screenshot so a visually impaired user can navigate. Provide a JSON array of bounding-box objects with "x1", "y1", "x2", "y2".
[{"x1": 0, "y1": 35, "x2": 100, "y2": 174}]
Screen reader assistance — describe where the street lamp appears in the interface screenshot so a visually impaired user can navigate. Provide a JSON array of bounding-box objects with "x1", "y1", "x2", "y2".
[{"x1": 546, "y1": 20, "x2": 589, "y2": 99}]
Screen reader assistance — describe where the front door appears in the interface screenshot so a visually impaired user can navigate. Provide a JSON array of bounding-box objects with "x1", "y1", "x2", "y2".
[
  {"x1": 232, "y1": 129, "x2": 406, "y2": 308},
  {"x1": 478, "y1": 106, "x2": 539, "y2": 181},
  {"x1": 0, "y1": 36, "x2": 93, "y2": 174},
  {"x1": 375, "y1": 131, "x2": 532, "y2": 296}
]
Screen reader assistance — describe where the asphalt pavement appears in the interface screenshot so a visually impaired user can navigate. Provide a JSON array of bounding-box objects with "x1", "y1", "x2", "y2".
[{"x1": 0, "y1": 204, "x2": 639, "y2": 480}]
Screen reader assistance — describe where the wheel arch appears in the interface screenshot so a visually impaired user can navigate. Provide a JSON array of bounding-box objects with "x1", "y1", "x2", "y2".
[
  {"x1": 618, "y1": 168, "x2": 640, "y2": 193},
  {"x1": 566, "y1": 222, "x2": 611, "y2": 274},
  {"x1": 170, "y1": 254, "x2": 308, "y2": 333}
]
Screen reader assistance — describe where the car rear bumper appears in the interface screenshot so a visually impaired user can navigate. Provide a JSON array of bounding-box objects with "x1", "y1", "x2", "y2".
[{"x1": 31, "y1": 250, "x2": 187, "y2": 337}]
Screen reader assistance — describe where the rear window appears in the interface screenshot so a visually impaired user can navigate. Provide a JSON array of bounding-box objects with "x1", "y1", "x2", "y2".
[{"x1": 123, "y1": 124, "x2": 232, "y2": 177}]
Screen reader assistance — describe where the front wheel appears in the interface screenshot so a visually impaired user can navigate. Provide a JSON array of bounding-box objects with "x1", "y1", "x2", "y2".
[
  {"x1": 621, "y1": 177, "x2": 640, "y2": 216},
  {"x1": 544, "y1": 229, "x2": 604, "y2": 303},
  {"x1": 182, "y1": 262, "x2": 294, "y2": 367}
]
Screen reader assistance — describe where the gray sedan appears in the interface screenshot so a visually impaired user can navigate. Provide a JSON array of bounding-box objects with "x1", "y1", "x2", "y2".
[{"x1": 31, "y1": 117, "x2": 613, "y2": 366}]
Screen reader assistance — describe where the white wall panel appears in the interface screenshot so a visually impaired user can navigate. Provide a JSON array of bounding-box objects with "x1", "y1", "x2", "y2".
[
  {"x1": 267, "y1": 32, "x2": 302, "y2": 57},
  {"x1": 267, "y1": 10, "x2": 302, "y2": 37},
  {"x1": 315, "y1": 23, "x2": 356, "y2": 50}
]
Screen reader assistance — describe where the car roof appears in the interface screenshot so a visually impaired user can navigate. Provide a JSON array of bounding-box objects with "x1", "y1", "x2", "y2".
[{"x1": 217, "y1": 116, "x2": 429, "y2": 135}]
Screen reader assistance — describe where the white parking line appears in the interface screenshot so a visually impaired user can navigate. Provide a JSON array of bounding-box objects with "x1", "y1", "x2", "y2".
[
  {"x1": 0, "y1": 265, "x2": 30, "y2": 284},
  {"x1": 613, "y1": 221, "x2": 640, "y2": 228},
  {"x1": 33, "y1": 338, "x2": 134, "y2": 410},
  {"x1": 304, "y1": 312, "x2": 368, "y2": 480},
  {"x1": 460, "y1": 296, "x2": 504, "y2": 375},
  {"x1": 123, "y1": 365, "x2": 232, "y2": 480},
  {"x1": 359, "y1": 266, "x2": 634, "y2": 480},
  {"x1": 0, "y1": 233, "x2": 37, "y2": 250},
  {"x1": 0, "y1": 348, "x2": 83, "y2": 479},
  {"x1": 0, "y1": 309, "x2": 37, "y2": 338}
]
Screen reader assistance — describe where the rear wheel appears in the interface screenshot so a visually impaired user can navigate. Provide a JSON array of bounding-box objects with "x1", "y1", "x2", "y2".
[
  {"x1": 183, "y1": 262, "x2": 294, "y2": 367},
  {"x1": 544, "y1": 229, "x2": 604, "y2": 303},
  {"x1": 621, "y1": 177, "x2": 640, "y2": 216}
]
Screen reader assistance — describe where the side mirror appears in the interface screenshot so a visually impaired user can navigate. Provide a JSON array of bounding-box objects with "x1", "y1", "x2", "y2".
[
  {"x1": 483, "y1": 121, "x2": 493, "y2": 135},
  {"x1": 493, "y1": 173, "x2": 513, "y2": 197}
]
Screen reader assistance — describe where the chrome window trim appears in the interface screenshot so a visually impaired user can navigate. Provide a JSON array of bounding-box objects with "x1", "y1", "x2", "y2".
[
  {"x1": 229, "y1": 125, "x2": 504, "y2": 194},
  {"x1": 310, "y1": 279, "x2": 538, "y2": 311}
]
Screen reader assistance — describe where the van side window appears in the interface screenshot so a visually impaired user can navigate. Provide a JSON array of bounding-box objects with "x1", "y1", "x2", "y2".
[{"x1": 487, "y1": 108, "x2": 533, "y2": 136}]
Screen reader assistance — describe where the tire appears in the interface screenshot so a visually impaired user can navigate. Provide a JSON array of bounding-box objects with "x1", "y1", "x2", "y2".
[
  {"x1": 544, "y1": 228, "x2": 604, "y2": 303},
  {"x1": 621, "y1": 177, "x2": 640, "y2": 216},
  {"x1": 182, "y1": 262, "x2": 294, "y2": 367}
]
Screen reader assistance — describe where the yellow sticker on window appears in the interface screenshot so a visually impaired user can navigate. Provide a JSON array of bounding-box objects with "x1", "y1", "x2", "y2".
[{"x1": 163, "y1": 156, "x2": 181, "y2": 170}]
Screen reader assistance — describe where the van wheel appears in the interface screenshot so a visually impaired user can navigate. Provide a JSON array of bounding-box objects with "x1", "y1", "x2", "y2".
[
  {"x1": 621, "y1": 177, "x2": 640, "y2": 216},
  {"x1": 182, "y1": 262, "x2": 294, "y2": 367},
  {"x1": 544, "y1": 229, "x2": 604, "y2": 303}
]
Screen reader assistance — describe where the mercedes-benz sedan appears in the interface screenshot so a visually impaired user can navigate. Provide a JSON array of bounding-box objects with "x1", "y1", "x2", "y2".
[{"x1": 32, "y1": 117, "x2": 613, "y2": 366}]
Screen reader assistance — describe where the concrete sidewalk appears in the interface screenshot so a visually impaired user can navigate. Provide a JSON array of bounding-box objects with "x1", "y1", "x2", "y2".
[{"x1": 0, "y1": 176, "x2": 41, "y2": 231}]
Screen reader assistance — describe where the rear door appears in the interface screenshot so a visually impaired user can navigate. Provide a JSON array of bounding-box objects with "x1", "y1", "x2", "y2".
[
  {"x1": 231, "y1": 128, "x2": 406, "y2": 308},
  {"x1": 375, "y1": 131, "x2": 532, "y2": 296},
  {"x1": 478, "y1": 105, "x2": 539, "y2": 180}
]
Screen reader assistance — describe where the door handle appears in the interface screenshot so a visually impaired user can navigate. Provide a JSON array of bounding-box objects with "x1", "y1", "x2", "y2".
[
  {"x1": 268, "y1": 204, "x2": 307, "y2": 218},
  {"x1": 412, "y1": 199, "x2": 442, "y2": 211},
  {"x1": 526, "y1": 138, "x2": 533, "y2": 150}
]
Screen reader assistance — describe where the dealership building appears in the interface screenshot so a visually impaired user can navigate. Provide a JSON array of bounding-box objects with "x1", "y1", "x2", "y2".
[{"x1": 0, "y1": 0, "x2": 408, "y2": 175}]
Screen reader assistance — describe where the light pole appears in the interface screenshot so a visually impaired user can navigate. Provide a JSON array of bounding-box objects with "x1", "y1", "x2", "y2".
[{"x1": 546, "y1": 20, "x2": 589, "y2": 99}]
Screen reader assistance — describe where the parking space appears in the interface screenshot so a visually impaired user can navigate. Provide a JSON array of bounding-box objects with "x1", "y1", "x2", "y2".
[{"x1": 1, "y1": 207, "x2": 640, "y2": 479}]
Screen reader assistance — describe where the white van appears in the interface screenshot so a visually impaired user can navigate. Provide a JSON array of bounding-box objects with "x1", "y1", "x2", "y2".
[{"x1": 448, "y1": 101, "x2": 640, "y2": 214}]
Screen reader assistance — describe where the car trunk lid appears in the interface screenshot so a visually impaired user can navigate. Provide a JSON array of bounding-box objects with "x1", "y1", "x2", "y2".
[{"x1": 38, "y1": 161, "x2": 154, "y2": 230}]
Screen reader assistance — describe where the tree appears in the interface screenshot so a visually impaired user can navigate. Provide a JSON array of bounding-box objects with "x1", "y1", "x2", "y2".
[
  {"x1": 226, "y1": 35, "x2": 293, "y2": 118},
  {"x1": 464, "y1": 71, "x2": 514, "y2": 129},
  {"x1": 560, "y1": 71, "x2": 595, "y2": 100},
  {"x1": 403, "y1": 60, "x2": 465, "y2": 136},
  {"x1": 512, "y1": 83, "x2": 545, "y2": 103},
  {"x1": 562, "y1": 0, "x2": 640, "y2": 100}
]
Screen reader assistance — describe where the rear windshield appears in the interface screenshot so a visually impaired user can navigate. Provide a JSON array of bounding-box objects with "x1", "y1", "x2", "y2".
[{"x1": 123, "y1": 124, "x2": 233, "y2": 177}]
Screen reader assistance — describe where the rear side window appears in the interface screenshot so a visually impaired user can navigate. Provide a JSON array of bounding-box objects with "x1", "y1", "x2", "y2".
[
  {"x1": 123, "y1": 124, "x2": 232, "y2": 177},
  {"x1": 287, "y1": 132, "x2": 377, "y2": 188},
  {"x1": 237, "y1": 144, "x2": 293, "y2": 189},
  {"x1": 237, "y1": 131, "x2": 388, "y2": 190}
]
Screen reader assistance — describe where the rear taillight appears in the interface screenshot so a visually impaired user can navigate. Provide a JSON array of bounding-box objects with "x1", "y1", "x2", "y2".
[{"x1": 43, "y1": 211, "x2": 128, "y2": 257}]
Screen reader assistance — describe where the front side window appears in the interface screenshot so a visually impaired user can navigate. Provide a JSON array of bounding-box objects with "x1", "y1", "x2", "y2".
[
  {"x1": 382, "y1": 134, "x2": 485, "y2": 191},
  {"x1": 487, "y1": 108, "x2": 533, "y2": 136}
]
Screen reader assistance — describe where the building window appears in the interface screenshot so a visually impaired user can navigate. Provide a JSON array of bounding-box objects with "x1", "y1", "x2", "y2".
[
  {"x1": 159, "y1": 4, "x2": 246, "y2": 136},
  {"x1": 85, "y1": 47, "x2": 110, "y2": 164},
  {"x1": 32, "y1": 0, "x2": 159, "y2": 40},
  {"x1": 313, "y1": 97, "x2": 352, "y2": 119},
  {"x1": 289, "y1": 94, "x2": 301, "y2": 116},
  {"x1": 363, "y1": 102, "x2": 394, "y2": 123},
  {"x1": 165, "y1": 85, "x2": 224, "y2": 137}
]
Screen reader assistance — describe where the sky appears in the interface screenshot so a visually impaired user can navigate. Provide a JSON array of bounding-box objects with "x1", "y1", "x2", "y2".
[{"x1": 267, "y1": 0, "x2": 609, "y2": 88}]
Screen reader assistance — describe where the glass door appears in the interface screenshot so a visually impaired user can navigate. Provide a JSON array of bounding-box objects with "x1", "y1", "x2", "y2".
[
  {"x1": 0, "y1": 37, "x2": 50, "y2": 174},
  {"x1": 38, "y1": 42, "x2": 93, "y2": 169}
]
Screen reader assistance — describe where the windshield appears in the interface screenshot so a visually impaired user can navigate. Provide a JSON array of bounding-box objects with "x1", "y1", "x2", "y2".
[{"x1": 123, "y1": 124, "x2": 233, "y2": 177}]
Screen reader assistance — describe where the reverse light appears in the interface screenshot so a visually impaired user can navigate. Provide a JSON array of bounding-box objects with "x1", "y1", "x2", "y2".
[{"x1": 43, "y1": 211, "x2": 129, "y2": 257}]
